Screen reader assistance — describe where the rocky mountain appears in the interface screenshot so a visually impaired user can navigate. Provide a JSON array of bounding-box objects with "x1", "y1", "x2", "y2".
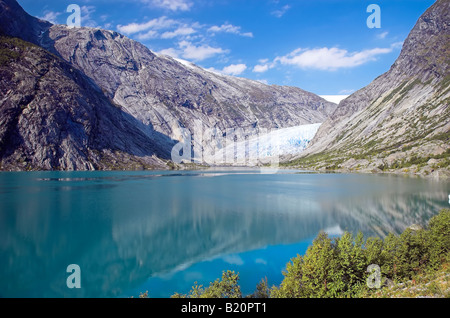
[
  {"x1": 0, "y1": 0, "x2": 336, "y2": 170},
  {"x1": 0, "y1": 0, "x2": 51, "y2": 46},
  {"x1": 0, "y1": 36, "x2": 171, "y2": 171},
  {"x1": 286, "y1": 0, "x2": 449, "y2": 176}
]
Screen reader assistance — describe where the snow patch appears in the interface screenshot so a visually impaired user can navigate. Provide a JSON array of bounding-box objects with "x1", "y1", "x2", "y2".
[
  {"x1": 173, "y1": 57, "x2": 196, "y2": 69},
  {"x1": 320, "y1": 95, "x2": 349, "y2": 104}
]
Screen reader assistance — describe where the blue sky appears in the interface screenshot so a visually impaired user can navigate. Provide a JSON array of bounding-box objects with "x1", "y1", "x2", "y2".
[{"x1": 18, "y1": 0, "x2": 435, "y2": 96}]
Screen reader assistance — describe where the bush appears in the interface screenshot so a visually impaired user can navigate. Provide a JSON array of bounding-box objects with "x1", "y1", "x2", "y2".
[
  {"x1": 428, "y1": 209, "x2": 450, "y2": 267},
  {"x1": 271, "y1": 209, "x2": 450, "y2": 297},
  {"x1": 272, "y1": 232, "x2": 368, "y2": 298},
  {"x1": 171, "y1": 270, "x2": 242, "y2": 298},
  {"x1": 333, "y1": 231, "x2": 367, "y2": 296},
  {"x1": 270, "y1": 254, "x2": 305, "y2": 298},
  {"x1": 167, "y1": 209, "x2": 450, "y2": 298},
  {"x1": 299, "y1": 231, "x2": 337, "y2": 297},
  {"x1": 248, "y1": 277, "x2": 270, "y2": 298}
]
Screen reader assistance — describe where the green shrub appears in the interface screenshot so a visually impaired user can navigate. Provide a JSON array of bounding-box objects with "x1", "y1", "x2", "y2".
[
  {"x1": 271, "y1": 209, "x2": 450, "y2": 297},
  {"x1": 364, "y1": 236, "x2": 383, "y2": 266},
  {"x1": 395, "y1": 228, "x2": 431, "y2": 279},
  {"x1": 168, "y1": 209, "x2": 450, "y2": 299},
  {"x1": 248, "y1": 277, "x2": 270, "y2": 298},
  {"x1": 298, "y1": 231, "x2": 337, "y2": 297},
  {"x1": 270, "y1": 254, "x2": 306, "y2": 298},
  {"x1": 333, "y1": 232, "x2": 367, "y2": 297},
  {"x1": 171, "y1": 270, "x2": 242, "y2": 298},
  {"x1": 428, "y1": 209, "x2": 450, "y2": 268}
]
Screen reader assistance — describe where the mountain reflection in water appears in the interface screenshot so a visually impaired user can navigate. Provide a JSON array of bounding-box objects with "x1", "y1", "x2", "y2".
[{"x1": 0, "y1": 170, "x2": 448, "y2": 297}]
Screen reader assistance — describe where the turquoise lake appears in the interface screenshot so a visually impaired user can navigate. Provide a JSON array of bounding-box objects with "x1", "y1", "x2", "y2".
[{"x1": 0, "y1": 169, "x2": 449, "y2": 298}]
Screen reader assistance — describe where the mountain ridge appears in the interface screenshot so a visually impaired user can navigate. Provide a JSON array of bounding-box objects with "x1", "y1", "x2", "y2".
[
  {"x1": 0, "y1": 0, "x2": 336, "y2": 170},
  {"x1": 0, "y1": 35, "x2": 173, "y2": 171},
  {"x1": 42, "y1": 23, "x2": 335, "y2": 137},
  {"x1": 285, "y1": 0, "x2": 449, "y2": 177}
]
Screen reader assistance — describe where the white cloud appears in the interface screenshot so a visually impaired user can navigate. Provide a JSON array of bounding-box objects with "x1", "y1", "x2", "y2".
[
  {"x1": 253, "y1": 43, "x2": 401, "y2": 73},
  {"x1": 161, "y1": 27, "x2": 196, "y2": 39},
  {"x1": 253, "y1": 59, "x2": 276, "y2": 73},
  {"x1": 206, "y1": 64, "x2": 248, "y2": 76},
  {"x1": 136, "y1": 30, "x2": 159, "y2": 40},
  {"x1": 158, "y1": 47, "x2": 180, "y2": 58},
  {"x1": 143, "y1": 0, "x2": 193, "y2": 11},
  {"x1": 222, "y1": 255, "x2": 244, "y2": 266},
  {"x1": 391, "y1": 41, "x2": 404, "y2": 49},
  {"x1": 221, "y1": 64, "x2": 247, "y2": 76},
  {"x1": 208, "y1": 24, "x2": 238, "y2": 33},
  {"x1": 275, "y1": 46, "x2": 394, "y2": 71},
  {"x1": 253, "y1": 64, "x2": 270, "y2": 73},
  {"x1": 377, "y1": 31, "x2": 389, "y2": 39},
  {"x1": 39, "y1": 10, "x2": 61, "y2": 24},
  {"x1": 81, "y1": 6, "x2": 95, "y2": 19},
  {"x1": 103, "y1": 23, "x2": 113, "y2": 30},
  {"x1": 205, "y1": 67, "x2": 223, "y2": 75},
  {"x1": 117, "y1": 16, "x2": 177, "y2": 34},
  {"x1": 208, "y1": 23, "x2": 253, "y2": 38},
  {"x1": 271, "y1": 5, "x2": 291, "y2": 18},
  {"x1": 117, "y1": 17, "x2": 202, "y2": 41},
  {"x1": 179, "y1": 41, "x2": 228, "y2": 61},
  {"x1": 80, "y1": 5, "x2": 98, "y2": 28},
  {"x1": 40, "y1": 6, "x2": 97, "y2": 27}
]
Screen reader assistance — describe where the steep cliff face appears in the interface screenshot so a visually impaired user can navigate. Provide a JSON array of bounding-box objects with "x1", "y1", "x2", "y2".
[
  {"x1": 0, "y1": 36, "x2": 170, "y2": 171},
  {"x1": 289, "y1": 0, "x2": 449, "y2": 175},
  {"x1": 0, "y1": 0, "x2": 51, "y2": 45},
  {"x1": 0, "y1": 0, "x2": 337, "y2": 170}
]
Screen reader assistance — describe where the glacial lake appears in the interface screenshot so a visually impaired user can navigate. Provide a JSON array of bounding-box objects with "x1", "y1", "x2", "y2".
[{"x1": 0, "y1": 169, "x2": 449, "y2": 298}]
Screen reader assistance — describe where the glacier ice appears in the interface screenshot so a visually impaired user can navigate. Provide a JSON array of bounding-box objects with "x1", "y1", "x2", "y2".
[{"x1": 207, "y1": 123, "x2": 322, "y2": 165}]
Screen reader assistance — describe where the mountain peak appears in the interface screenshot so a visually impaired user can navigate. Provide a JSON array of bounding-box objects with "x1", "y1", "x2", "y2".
[
  {"x1": 0, "y1": 0, "x2": 338, "y2": 170},
  {"x1": 0, "y1": 0, "x2": 52, "y2": 45},
  {"x1": 392, "y1": 0, "x2": 450, "y2": 81},
  {"x1": 288, "y1": 0, "x2": 450, "y2": 175}
]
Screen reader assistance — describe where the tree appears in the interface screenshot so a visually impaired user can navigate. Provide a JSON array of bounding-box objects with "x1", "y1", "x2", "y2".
[
  {"x1": 270, "y1": 254, "x2": 305, "y2": 298},
  {"x1": 396, "y1": 228, "x2": 430, "y2": 278},
  {"x1": 299, "y1": 231, "x2": 337, "y2": 297},
  {"x1": 428, "y1": 209, "x2": 450, "y2": 268},
  {"x1": 249, "y1": 277, "x2": 270, "y2": 298},
  {"x1": 333, "y1": 231, "x2": 367, "y2": 296},
  {"x1": 364, "y1": 236, "x2": 383, "y2": 267},
  {"x1": 172, "y1": 270, "x2": 242, "y2": 298},
  {"x1": 170, "y1": 209, "x2": 450, "y2": 299},
  {"x1": 380, "y1": 232, "x2": 400, "y2": 281}
]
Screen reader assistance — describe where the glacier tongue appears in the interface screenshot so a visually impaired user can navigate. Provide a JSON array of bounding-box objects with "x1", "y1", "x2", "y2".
[
  {"x1": 266, "y1": 123, "x2": 322, "y2": 156},
  {"x1": 208, "y1": 123, "x2": 322, "y2": 166}
]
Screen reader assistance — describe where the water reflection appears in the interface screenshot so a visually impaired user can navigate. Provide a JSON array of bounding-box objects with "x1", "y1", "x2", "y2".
[{"x1": 0, "y1": 171, "x2": 448, "y2": 297}]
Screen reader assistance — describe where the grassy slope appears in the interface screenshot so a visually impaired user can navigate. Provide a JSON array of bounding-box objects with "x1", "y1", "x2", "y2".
[{"x1": 365, "y1": 263, "x2": 450, "y2": 298}]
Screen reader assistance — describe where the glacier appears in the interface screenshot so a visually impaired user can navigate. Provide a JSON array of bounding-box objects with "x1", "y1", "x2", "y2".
[{"x1": 206, "y1": 123, "x2": 322, "y2": 166}]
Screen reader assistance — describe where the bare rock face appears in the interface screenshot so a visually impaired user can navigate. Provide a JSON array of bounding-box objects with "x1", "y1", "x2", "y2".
[
  {"x1": 0, "y1": 0, "x2": 51, "y2": 45},
  {"x1": 292, "y1": 0, "x2": 450, "y2": 173},
  {"x1": 0, "y1": 0, "x2": 337, "y2": 170},
  {"x1": 42, "y1": 25, "x2": 335, "y2": 146},
  {"x1": 0, "y1": 36, "x2": 170, "y2": 171}
]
